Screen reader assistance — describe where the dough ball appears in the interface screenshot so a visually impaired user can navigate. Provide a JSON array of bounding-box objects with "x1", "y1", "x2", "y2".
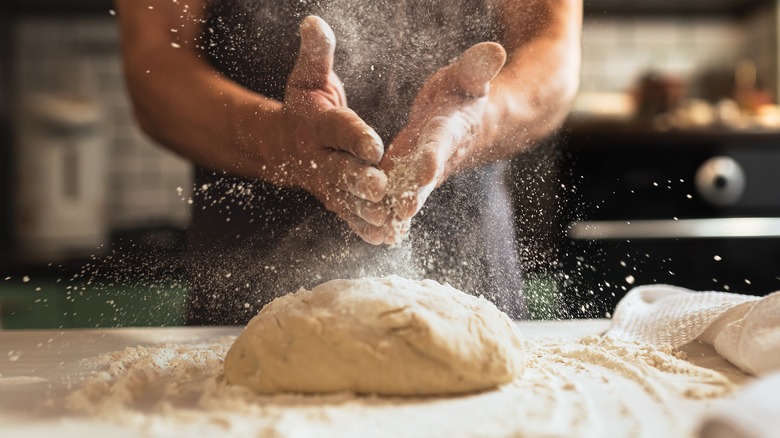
[{"x1": 224, "y1": 275, "x2": 525, "y2": 395}]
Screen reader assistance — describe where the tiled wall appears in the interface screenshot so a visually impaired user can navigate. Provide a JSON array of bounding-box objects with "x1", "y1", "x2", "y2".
[
  {"x1": 581, "y1": 17, "x2": 743, "y2": 94},
  {"x1": 13, "y1": 17, "x2": 193, "y2": 231},
  {"x1": 581, "y1": 9, "x2": 777, "y2": 99}
]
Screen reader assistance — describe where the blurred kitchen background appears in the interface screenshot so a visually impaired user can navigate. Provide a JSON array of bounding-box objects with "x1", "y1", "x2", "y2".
[
  {"x1": 0, "y1": 0, "x2": 193, "y2": 328},
  {"x1": 1, "y1": 0, "x2": 779, "y2": 328}
]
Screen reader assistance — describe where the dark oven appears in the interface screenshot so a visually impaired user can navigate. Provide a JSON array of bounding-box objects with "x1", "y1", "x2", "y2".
[{"x1": 557, "y1": 127, "x2": 780, "y2": 317}]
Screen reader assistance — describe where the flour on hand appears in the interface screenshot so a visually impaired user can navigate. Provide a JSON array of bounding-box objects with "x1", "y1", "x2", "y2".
[{"x1": 224, "y1": 275, "x2": 525, "y2": 395}]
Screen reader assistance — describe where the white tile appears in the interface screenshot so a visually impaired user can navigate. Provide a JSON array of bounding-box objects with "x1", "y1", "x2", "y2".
[
  {"x1": 692, "y1": 20, "x2": 741, "y2": 49},
  {"x1": 113, "y1": 155, "x2": 148, "y2": 175},
  {"x1": 72, "y1": 18, "x2": 119, "y2": 43},
  {"x1": 633, "y1": 20, "x2": 683, "y2": 46},
  {"x1": 582, "y1": 19, "x2": 620, "y2": 45}
]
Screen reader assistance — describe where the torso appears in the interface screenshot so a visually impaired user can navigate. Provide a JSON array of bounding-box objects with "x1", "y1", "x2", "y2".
[
  {"x1": 186, "y1": 0, "x2": 526, "y2": 325},
  {"x1": 203, "y1": 0, "x2": 497, "y2": 139}
]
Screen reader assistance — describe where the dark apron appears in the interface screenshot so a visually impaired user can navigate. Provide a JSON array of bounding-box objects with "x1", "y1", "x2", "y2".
[{"x1": 185, "y1": 0, "x2": 527, "y2": 324}]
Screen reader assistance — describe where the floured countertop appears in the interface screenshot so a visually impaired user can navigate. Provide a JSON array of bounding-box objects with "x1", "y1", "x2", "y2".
[{"x1": 0, "y1": 320, "x2": 752, "y2": 437}]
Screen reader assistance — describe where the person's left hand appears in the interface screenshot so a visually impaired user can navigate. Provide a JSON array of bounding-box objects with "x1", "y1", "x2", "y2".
[{"x1": 375, "y1": 42, "x2": 507, "y2": 244}]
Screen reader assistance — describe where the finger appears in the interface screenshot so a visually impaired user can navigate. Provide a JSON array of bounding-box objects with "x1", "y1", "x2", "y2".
[
  {"x1": 454, "y1": 42, "x2": 507, "y2": 97},
  {"x1": 392, "y1": 116, "x2": 465, "y2": 219},
  {"x1": 417, "y1": 115, "x2": 468, "y2": 170},
  {"x1": 383, "y1": 217, "x2": 411, "y2": 245},
  {"x1": 384, "y1": 233, "x2": 402, "y2": 245},
  {"x1": 331, "y1": 70, "x2": 348, "y2": 106},
  {"x1": 318, "y1": 194, "x2": 386, "y2": 245},
  {"x1": 343, "y1": 195, "x2": 390, "y2": 226},
  {"x1": 322, "y1": 151, "x2": 388, "y2": 202},
  {"x1": 314, "y1": 107, "x2": 384, "y2": 164},
  {"x1": 394, "y1": 176, "x2": 437, "y2": 221},
  {"x1": 341, "y1": 210, "x2": 387, "y2": 246},
  {"x1": 288, "y1": 15, "x2": 336, "y2": 89}
]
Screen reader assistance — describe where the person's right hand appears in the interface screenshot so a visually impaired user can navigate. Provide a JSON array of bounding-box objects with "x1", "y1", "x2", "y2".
[{"x1": 267, "y1": 16, "x2": 389, "y2": 244}]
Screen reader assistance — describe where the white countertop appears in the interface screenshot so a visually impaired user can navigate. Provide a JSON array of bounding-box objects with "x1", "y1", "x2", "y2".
[{"x1": 0, "y1": 319, "x2": 743, "y2": 438}]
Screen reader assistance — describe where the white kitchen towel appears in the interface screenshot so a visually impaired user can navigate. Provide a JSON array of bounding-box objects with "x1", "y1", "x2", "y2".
[
  {"x1": 698, "y1": 372, "x2": 780, "y2": 438},
  {"x1": 607, "y1": 285, "x2": 780, "y2": 375}
]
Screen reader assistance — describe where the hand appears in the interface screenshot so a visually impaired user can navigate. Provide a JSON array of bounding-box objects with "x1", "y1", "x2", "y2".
[
  {"x1": 378, "y1": 42, "x2": 507, "y2": 244},
  {"x1": 270, "y1": 16, "x2": 389, "y2": 244}
]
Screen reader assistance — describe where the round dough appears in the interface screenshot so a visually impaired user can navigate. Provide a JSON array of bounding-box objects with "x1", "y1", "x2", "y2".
[{"x1": 224, "y1": 275, "x2": 525, "y2": 395}]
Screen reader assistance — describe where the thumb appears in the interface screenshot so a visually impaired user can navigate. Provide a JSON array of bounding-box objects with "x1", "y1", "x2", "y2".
[
  {"x1": 454, "y1": 42, "x2": 507, "y2": 97},
  {"x1": 288, "y1": 16, "x2": 336, "y2": 89}
]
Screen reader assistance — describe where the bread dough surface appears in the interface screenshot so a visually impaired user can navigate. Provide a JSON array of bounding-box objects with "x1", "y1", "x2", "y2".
[{"x1": 224, "y1": 275, "x2": 525, "y2": 395}]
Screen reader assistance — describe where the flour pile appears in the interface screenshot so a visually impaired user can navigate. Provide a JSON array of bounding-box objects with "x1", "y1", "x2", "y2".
[{"x1": 61, "y1": 334, "x2": 739, "y2": 438}]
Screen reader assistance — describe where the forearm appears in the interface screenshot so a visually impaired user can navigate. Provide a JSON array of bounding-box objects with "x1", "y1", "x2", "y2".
[
  {"x1": 126, "y1": 51, "x2": 286, "y2": 179},
  {"x1": 116, "y1": 0, "x2": 284, "y2": 181},
  {"x1": 469, "y1": 0, "x2": 582, "y2": 166}
]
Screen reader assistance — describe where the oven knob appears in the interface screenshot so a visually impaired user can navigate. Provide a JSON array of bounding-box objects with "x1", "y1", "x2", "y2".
[{"x1": 695, "y1": 156, "x2": 745, "y2": 206}]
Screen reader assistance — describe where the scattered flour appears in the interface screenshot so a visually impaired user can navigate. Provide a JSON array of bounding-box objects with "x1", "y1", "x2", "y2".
[{"x1": 60, "y1": 335, "x2": 739, "y2": 438}]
